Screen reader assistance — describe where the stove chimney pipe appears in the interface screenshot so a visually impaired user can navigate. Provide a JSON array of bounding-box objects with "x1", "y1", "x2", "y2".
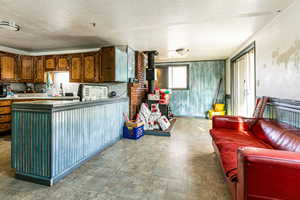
[{"x1": 144, "y1": 51, "x2": 158, "y2": 93}]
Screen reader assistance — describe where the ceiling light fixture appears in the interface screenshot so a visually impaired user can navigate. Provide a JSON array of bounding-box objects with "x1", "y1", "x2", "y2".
[
  {"x1": 0, "y1": 21, "x2": 20, "y2": 31},
  {"x1": 175, "y1": 48, "x2": 190, "y2": 56}
]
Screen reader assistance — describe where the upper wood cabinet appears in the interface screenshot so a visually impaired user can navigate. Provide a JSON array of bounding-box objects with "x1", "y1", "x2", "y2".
[
  {"x1": 83, "y1": 52, "x2": 98, "y2": 82},
  {"x1": 0, "y1": 46, "x2": 132, "y2": 83},
  {"x1": 0, "y1": 53, "x2": 17, "y2": 81},
  {"x1": 70, "y1": 54, "x2": 82, "y2": 82},
  {"x1": 20, "y1": 56, "x2": 34, "y2": 82},
  {"x1": 101, "y1": 46, "x2": 128, "y2": 82},
  {"x1": 101, "y1": 47, "x2": 115, "y2": 82},
  {"x1": 45, "y1": 56, "x2": 56, "y2": 71},
  {"x1": 98, "y1": 50, "x2": 102, "y2": 82},
  {"x1": 57, "y1": 55, "x2": 70, "y2": 71},
  {"x1": 34, "y1": 56, "x2": 45, "y2": 83}
]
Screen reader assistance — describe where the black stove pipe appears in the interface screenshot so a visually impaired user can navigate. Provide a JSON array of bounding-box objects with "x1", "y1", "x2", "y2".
[{"x1": 144, "y1": 51, "x2": 158, "y2": 93}]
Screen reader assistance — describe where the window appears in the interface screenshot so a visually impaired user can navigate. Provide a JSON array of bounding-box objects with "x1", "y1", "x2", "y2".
[{"x1": 155, "y1": 65, "x2": 189, "y2": 89}]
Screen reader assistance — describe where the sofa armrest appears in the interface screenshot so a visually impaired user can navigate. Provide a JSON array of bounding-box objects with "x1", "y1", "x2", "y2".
[
  {"x1": 212, "y1": 116, "x2": 255, "y2": 131},
  {"x1": 237, "y1": 147, "x2": 300, "y2": 200}
]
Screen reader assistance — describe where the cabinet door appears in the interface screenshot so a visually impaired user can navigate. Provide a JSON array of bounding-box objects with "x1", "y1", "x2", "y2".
[
  {"x1": 101, "y1": 47, "x2": 115, "y2": 82},
  {"x1": 0, "y1": 54, "x2": 17, "y2": 81},
  {"x1": 35, "y1": 56, "x2": 45, "y2": 83},
  {"x1": 45, "y1": 56, "x2": 56, "y2": 71},
  {"x1": 98, "y1": 50, "x2": 102, "y2": 82},
  {"x1": 127, "y1": 47, "x2": 135, "y2": 80},
  {"x1": 57, "y1": 55, "x2": 70, "y2": 71},
  {"x1": 115, "y1": 47, "x2": 128, "y2": 82},
  {"x1": 70, "y1": 54, "x2": 82, "y2": 82},
  {"x1": 20, "y1": 56, "x2": 34, "y2": 82},
  {"x1": 83, "y1": 53, "x2": 97, "y2": 82}
]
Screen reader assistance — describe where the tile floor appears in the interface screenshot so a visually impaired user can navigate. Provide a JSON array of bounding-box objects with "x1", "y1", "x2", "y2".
[{"x1": 0, "y1": 117, "x2": 231, "y2": 200}]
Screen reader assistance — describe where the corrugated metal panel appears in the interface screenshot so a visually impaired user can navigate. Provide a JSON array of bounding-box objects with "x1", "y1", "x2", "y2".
[
  {"x1": 157, "y1": 60, "x2": 225, "y2": 117},
  {"x1": 127, "y1": 47, "x2": 135, "y2": 79},
  {"x1": 12, "y1": 100, "x2": 129, "y2": 183},
  {"x1": 51, "y1": 102, "x2": 127, "y2": 177},
  {"x1": 12, "y1": 111, "x2": 52, "y2": 177},
  {"x1": 115, "y1": 47, "x2": 128, "y2": 82}
]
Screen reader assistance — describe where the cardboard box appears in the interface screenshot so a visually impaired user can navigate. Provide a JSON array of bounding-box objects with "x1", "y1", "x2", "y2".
[{"x1": 125, "y1": 121, "x2": 144, "y2": 128}]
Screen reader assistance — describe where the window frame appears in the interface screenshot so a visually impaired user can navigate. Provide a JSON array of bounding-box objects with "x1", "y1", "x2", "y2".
[{"x1": 155, "y1": 64, "x2": 189, "y2": 90}]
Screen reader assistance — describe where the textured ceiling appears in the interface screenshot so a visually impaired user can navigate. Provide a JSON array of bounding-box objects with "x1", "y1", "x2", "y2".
[{"x1": 0, "y1": 0, "x2": 295, "y2": 61}]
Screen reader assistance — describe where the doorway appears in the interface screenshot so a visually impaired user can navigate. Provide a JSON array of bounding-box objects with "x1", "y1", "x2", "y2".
[{"x1": 231, "y1": 43, "x2": 256, "y2": 117}]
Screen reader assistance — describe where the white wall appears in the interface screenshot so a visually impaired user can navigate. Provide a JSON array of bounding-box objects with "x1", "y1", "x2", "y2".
[{"x1": 228, "y1": 1, "x2": 300, "y2": 100}]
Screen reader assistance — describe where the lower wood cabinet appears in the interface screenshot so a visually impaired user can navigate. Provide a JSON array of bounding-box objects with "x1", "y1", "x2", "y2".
[
  {"x1": 0, "y1": 115, "x2": 11, "y2": 123},
  {"x1": 0, "y1": 107, "x2": 11, "y2": 115},
  {"x1": 0, "y1": 100, "x2": 12, "y2": 106},
  {"x1": 0, "y1": 100, "x2": 11, "y2": 132},
  {"x1": 0, "y1": 123, "x2": 11, "y2": 132}
]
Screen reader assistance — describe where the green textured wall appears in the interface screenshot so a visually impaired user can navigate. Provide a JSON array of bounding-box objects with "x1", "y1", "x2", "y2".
[{"x1": 156, "y1": 60, "x2": 225, "y2": 118}]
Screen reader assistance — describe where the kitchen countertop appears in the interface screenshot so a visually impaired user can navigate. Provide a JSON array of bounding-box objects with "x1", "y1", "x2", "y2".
[
  {"x1": 12, "y1": 97, "x2": 128, "y2": 112},
  {"x1": 0, "y1": 96, "x2": 80, "y2": 100}
]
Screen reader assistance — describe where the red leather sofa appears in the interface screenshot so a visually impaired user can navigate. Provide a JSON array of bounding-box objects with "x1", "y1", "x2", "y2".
[{"x1": 210, "y1": 116, "x2": 300, "y2": 200}]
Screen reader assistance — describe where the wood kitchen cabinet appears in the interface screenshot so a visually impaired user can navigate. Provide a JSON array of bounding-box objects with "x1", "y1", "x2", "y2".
[
  {"x1": 20, "y1": 56, "x2": 34, "y2": 82},
  {"x1": 45, "y1": 55, "x2": 56, "y2": 71},
  {"x1": 101, "y1": 46, "x2": 128, "y2": 82},
  {"x1": 34, "y1": 56, "x2": 45, "y2": 83},
  {"x1": 83, "y1": 52, "x2": 98, "y2": 82},
  {"x1": 0, "y1": 53, "x2": 17, "y2": 81},
  {"x1": 0, "y1": 45, "x2": 134, "y2": 84},
  {"x1": 70, "y1": 54, "x2": 82, "y2": 82},
  {"x1": 98, "y1": 50, "x2": 102, "y2": 81},
  {"x1": 57, "y1": 55, "x2": 70, "y2": 71},
  {"x1": 0, "y1": 100, "x2": 11, "y2": 133}
]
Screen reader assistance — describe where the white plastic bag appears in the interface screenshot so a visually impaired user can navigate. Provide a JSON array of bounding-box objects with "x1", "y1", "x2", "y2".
[{"x1": 158, "y1": 116, "x2": 171, "y2": 131}]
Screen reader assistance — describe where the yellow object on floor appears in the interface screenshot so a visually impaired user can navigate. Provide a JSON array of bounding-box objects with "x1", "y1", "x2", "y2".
[
  {"x1": 208, "y1": 110, "x2": 226, "y2": 120},
  {"x1": 125, "y1": 121, "x2": 144, "y2": 128},
  {"x1": 214, "y1": 104, "x2": 225, "y2": 112}
]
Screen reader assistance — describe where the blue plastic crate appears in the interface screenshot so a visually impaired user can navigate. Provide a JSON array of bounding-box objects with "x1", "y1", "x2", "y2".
[{"x1": 123, "y1": 125, "x2": 144, "y2": 140}]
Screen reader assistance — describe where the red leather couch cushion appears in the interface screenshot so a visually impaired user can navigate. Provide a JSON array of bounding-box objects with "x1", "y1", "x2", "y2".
[
  {"x1": 211, "y1": 117, "x2": 300, "y2": 200},
  {"x1": 212, "y1": 116, "x2": 255, "y2": 132},
  {"x1": 252, "y1": 120, "x2": 300, "y2": 152},
  {"x1": 210, "y1": 128, "x2": 273, "y2": 182},
  {"x1": 210, "y1": 128, "x2": 253, "y2": 142},
  {"x1": 217, "y1": 141, "x2": 272, "y2": 182}
]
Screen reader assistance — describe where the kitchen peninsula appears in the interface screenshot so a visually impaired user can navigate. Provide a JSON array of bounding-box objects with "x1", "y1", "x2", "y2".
[
  {"x1": 11, "y1": 97, "x2": 128, "y2": 186},
  {"x1": 0, "y1": 95, "x2": 79, "y2": 133}
]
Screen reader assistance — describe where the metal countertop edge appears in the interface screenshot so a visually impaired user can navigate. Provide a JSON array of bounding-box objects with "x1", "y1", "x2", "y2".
[{"x1": 11, "y1": 97, "x2": 129, "y2": 112}]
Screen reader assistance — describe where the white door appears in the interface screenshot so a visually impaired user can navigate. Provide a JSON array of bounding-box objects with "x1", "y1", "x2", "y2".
[{"x1": 233, "y1": 49, "x2": 255, "y2": 117}]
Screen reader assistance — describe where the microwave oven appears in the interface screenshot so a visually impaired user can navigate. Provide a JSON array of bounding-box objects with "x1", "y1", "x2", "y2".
[{"x1": 77, "y1": 84, "x2": 109, "y2": 101}]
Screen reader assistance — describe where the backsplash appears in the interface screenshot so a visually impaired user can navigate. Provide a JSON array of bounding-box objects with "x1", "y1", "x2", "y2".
[
  {"x1": 8, "y1": 83, "x2": 27, "y2": 93},
  {"x1": 6, "y1": 82, "x2": 128, "y2": 98}
]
